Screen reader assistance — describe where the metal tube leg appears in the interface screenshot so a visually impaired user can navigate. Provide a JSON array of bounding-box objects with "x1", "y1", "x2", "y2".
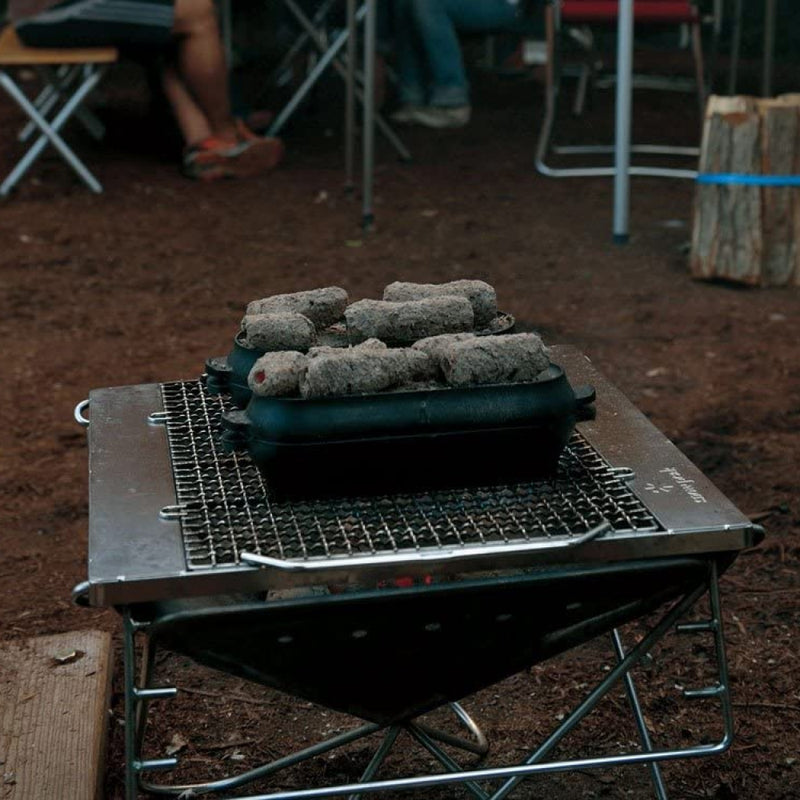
[
  {"x1": 407, "y1": 724, "x2": 490, "y2": 800},
  {"x1": 344, "y1": 0, "x2": 356, "y2": 193},
  {"x1": 361, "y1": 0, "x2": 376, "y2": 229},
  {"x1": 0, "y1": 67, "x2": 104, "y2": 195},
  {"x1": 762, "y1": 0, "x2": 776, "y2": 97},
  {"x1": 728, "y1": 0, "x2": 743, "y2": 95},
  {"x1": 19, "y1": 67, "x2": 65, "y2": 142},
  {"x1": 691, "y1": 22, "x2": 706, "y2": 118},
  {"x1": 534, "y1": 6, "x2": 560, "y2": 175},
  {"x1": 35, "y1": 65, "x2": 106, "y2": 141},
  {"x1": 123, "y1": 611, "x2": 140, "y2": 800},
  {"x1": 414, "y1": 702, "x2": 489, "y2": 758},
  {"x1": 345, "y1": 726, "x2": 401, "y2": 800},
  {"x1": 268, "y1": 0, "x2": 358, "y2": 136},
  {"x1": 612, "y1": 629, "x2": 669, "y2": 800},
  {"x1": 613, "y1": 0, "x2": 634, "y2": 244},
  {"x1": 489, "y1": 583, "x2": 708, "y2": 800}
]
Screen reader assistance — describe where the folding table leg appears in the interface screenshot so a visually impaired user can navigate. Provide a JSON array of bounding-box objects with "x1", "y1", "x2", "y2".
[{"x1": 0, "y1": 66, "x2": 105, "y2": 195}]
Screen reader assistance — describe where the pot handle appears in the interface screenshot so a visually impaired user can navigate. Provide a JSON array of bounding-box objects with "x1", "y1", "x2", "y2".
[
  {"x1": 74, "y1": 398, "x2": 90, "y2": 428},
  {"x1": 221, "y1": 409, "x2": 251, "y2": 452},
  {"x1": 204, "y1": 356, "x2": 232, "y2": 395},
  {"x1": 573, "y1": 384, "x2": 596, "y2": 420}
]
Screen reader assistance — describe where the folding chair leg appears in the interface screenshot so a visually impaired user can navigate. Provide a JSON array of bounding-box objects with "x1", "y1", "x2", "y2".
[
  {"x1": 272, "y1": 0, "x2": 411, "y2": 163},
  {"x1": 43, "y1": 65, "x2": 106, "y2": 139},
  {"x1": 0, "y1": 66, "x2": 105, "y2": 195},
  {"x1": 691, "y1": 22, "x2": 706, "y2": 118},
  {"x1": 344, "y1": 0, "x2": 357, "y2": 192},
  {"x1": 534, "y1": 7, "x2": 697, "y2": 180},
  {"x1": 18, "y1": 66, "x2": 105, "y2": 143}
]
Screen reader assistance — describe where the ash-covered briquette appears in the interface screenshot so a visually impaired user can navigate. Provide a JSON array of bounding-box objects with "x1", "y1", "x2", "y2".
[
  {"x1": 307, "y1": 338, "x2": 387, "y2": 359},
  {"x1": 300, "y1": 347, "x2": 437, "y2": 398},
  {"x1": 412, "y1": 332, "x2": 477, "y2": 373},
  {"x1": 383, "y1": 280, "x2": 497, "y2": 328},
  {"x1": 345, "y1": 296, "x2": 474, "y2": 345},
  {"x1": 441, "y1": 333, "x2": 550, "y2": 387},
  {"x1": 240, "y1": 312, "x2": 316, "y2": 352},
  {"x1": 248, "y1": 351, "x2": 308, "y2": 397},
  {"x1": 246, "y1": 287, "x2": 348, "y2": 329}
]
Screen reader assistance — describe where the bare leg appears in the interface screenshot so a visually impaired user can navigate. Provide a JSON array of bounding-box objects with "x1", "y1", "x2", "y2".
[
  {"x1": 171, "y1": 0, "x2": 237, "y2": 143},
  {"x1": 161, "y1": 62, "x2": 212, "y2": 145}
]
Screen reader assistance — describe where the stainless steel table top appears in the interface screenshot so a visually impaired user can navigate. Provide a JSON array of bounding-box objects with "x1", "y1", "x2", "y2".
[{"x1": 83, "y1": 346, "x2": 759, "y2": 606}]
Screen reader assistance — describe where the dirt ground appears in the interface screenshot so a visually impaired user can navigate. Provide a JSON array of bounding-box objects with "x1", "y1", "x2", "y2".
[{"x1": 1, "y1": 56, "x2": 799, "y2": 800}]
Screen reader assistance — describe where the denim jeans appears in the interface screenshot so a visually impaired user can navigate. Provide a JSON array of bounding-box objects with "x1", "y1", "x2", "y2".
[{"x1": 392, "y1": 0, "x2": 521, "y2": 108}]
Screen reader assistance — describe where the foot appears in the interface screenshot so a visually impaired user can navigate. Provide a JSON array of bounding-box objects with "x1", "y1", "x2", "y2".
[
  {"x1": 390, "y1": 105, "x2": 426, "y2": 124},
  {"x1": 394, "y1": 105, "x2": 471, "y2": 129},
  {"x1": 183, "y1": 134, "x2": 284, "y2": 181}
]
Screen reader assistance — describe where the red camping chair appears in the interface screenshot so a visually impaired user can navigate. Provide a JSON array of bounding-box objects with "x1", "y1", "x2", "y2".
[{"x1": 536, "y1": 0, "x2": 712, "y2": 179}]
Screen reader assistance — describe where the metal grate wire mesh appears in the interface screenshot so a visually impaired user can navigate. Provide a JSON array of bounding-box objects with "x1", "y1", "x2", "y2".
[{"x1": 159, "y1": 381, "x2": 662, "y2": 570}]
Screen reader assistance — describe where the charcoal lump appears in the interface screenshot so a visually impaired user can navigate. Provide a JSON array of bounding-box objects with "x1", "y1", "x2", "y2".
[
  {"x1": 345, "y1": 296, "x2": 474, "y2": 345},
  {"x1": 246, "y1": 287, "x2": 348, "y2": 329},
  {"x1": 383, "y1": 279, "x2": 497, "y2": 328}
]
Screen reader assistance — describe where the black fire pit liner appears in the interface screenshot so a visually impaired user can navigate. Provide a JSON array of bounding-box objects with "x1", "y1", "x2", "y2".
[{"x1": 221, "y1": 363, "x2": 594, "y2": 498}]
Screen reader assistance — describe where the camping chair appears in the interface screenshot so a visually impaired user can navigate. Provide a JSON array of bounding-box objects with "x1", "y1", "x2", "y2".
[
  {"x1": 262, "y1": 0, "x2": 409, "y2": 161},
  {"x1": 535, "y1": 0, "x2": 713, "y2": 179},
  {"x1": 0, "y1": 25, "x2": 117, "y2": 196}
]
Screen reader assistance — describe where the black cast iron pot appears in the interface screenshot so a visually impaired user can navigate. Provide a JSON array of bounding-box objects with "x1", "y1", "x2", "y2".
[
  {"x1": 204, "y1": 313, "x2": 516, "y2": 409},
  {"x1": 221, "y1": 363, "x2": 595, "y2": 498}
]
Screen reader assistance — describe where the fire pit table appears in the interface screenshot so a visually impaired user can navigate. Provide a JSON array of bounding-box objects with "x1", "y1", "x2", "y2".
[{"x1": 72, "y1": 345, "x2": 763, "y2": 800}]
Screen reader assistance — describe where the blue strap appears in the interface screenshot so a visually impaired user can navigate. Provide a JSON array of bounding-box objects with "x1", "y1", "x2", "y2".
[{"x1": 697, "y1": 173, "x2": 800, "y2": 187}]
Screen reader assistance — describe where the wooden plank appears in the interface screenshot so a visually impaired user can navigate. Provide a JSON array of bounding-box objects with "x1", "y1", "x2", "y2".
[{"x1": 0, "y1": 631, "x2": 113, "y2": 800}]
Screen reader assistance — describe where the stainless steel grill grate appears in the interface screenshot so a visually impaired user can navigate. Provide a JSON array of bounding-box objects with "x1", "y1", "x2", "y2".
[{"x1": 159, "y1": 381, "x2": 662, "y2": 570}]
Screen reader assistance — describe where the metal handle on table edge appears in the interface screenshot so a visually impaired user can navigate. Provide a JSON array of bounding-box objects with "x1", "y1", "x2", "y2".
[
  {"x1": 240, "y1": 521, "x2": 613, "y2": 572},
  {"x1": 72, "y1": 581, "x2": 91, "y2": 607},
  {"x1": 74, "y1": 398, "x2": 90, "y2": 427}
]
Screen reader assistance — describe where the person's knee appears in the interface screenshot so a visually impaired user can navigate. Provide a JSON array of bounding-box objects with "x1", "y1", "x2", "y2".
[{"x1": 173, "y1": 0, "x2": 217, "y2": 34}]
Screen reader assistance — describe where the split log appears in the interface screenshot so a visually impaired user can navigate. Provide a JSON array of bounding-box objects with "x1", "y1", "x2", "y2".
[{"x1": 690, "y1": 94, "x2": 800, "y2": 286}]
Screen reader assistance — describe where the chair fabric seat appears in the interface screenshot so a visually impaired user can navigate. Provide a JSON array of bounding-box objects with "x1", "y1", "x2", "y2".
[
  {"x1": 0, "y1": 25, "x2": 117, "y2": 65},
  {"x1": 561, "y1": 1, "x2": 699, "y2": 25}
]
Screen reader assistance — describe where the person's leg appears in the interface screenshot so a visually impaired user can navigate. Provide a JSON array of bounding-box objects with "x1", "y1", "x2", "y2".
[
  {"x1": 171, "y1": 0, "x2": 237, "y2": 143},
  {"x1": 392, "y1": 0, "x2": 428, "y2": 108},
  {"x1": 161, "y1": 61, "x2": 214, "y2": 145},
  {"x1": 166, "y1": 0, "x2": 283, "y2": 178},
  {"x1": 409, "y1": 0, "x2": 520, "y2": 108}
]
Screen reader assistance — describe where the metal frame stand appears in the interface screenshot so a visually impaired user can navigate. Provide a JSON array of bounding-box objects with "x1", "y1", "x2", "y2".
[
  {"x1": 267, "y1": 0, "x2": 411, "y2": 228},
  {"x1": 535, "y1": 1, "x2": 704, "y2": 191},
  {"x1": 0, "y1": 62, "x2": 109, "y2": 196},
  {"x1": 120, "y1": 559, "x2": 735, "y2": 800}
]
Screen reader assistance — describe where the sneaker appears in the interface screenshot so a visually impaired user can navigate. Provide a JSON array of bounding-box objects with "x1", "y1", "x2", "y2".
[
  {"x1": 390, "y1": 105, "x2": 425, "y2": 124},
  {"x1": 406, "y1": 105, "x2": 471, "y2": 129},
  {"x1": 183, "y1": 134, "x2": 284, "y2": 181}
]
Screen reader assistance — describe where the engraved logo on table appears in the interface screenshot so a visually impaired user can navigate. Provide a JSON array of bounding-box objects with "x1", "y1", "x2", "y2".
[{"x1": 643, "y1": 467, "x2": 708, "y2": 504}]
